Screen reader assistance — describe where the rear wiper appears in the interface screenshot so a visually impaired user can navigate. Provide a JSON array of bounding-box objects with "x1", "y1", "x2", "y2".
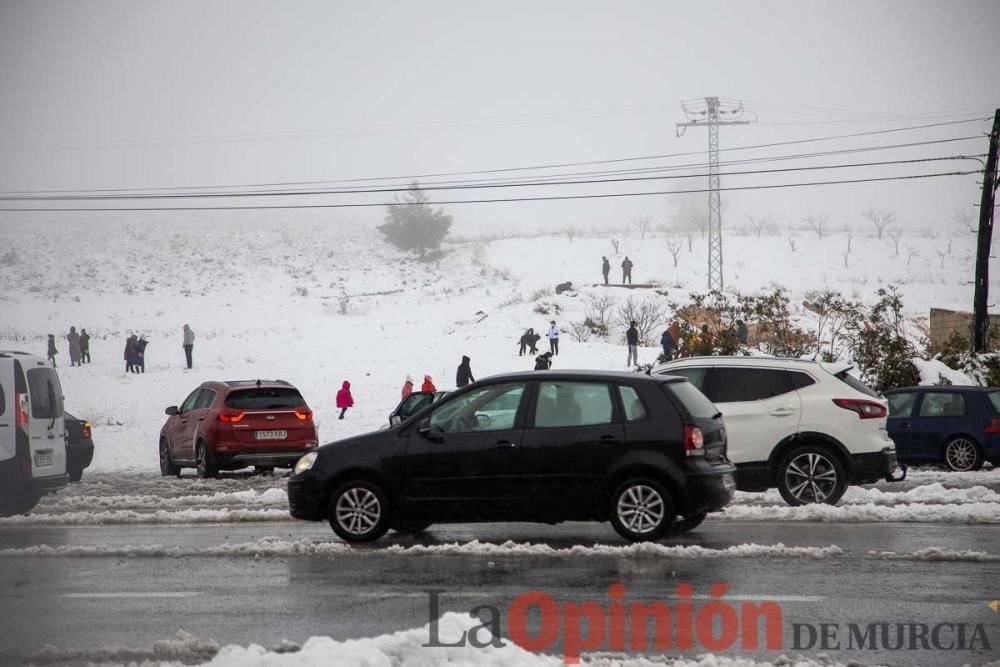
[{"x1": 712, "y1": 411, "x2": 723, "y2": 420}]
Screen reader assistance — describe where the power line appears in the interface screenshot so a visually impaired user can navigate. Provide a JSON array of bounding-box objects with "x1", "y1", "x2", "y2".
[
  {"x1": 0, "y1": 118, "x2": 989, "y2": 196},
  {"x1": 0, "y1": 170, "x2": 979, "y2": 212}
]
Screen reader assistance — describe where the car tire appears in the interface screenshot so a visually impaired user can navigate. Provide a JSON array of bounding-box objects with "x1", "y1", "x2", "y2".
[
  {"x1": 68, "y1": 467, "x2": 83, "y2": 483},
  {"x1": 777, "y1": 446, "x2": 847, "y2": 506},
  {"x1": 669, "y1": 512, "x2": 707, "y2": 535},
  {"x1": 160, "y1": 436, "x2": 181, "y2": 478},
  {"x1": 609, "y1": 477, "x2": 675, "y2": 542},
  {"x1": 195, "y1": 441, "x2": 217, "y2": 479},
  {"x1": 943, "y1": 437, "x2": 983, "y2": 472},
  {"x1": 392, "y1": 521, "x2": 432, "y2": 534},
  {"x1": 0, "y1": 488, "x2": 42, "y2": 517},
  {"x1": 328, "y1": 480, "x2": 391, "y2": 543}
]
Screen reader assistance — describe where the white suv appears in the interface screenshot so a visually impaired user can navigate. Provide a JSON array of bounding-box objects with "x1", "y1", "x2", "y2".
[{"x1": 654, "y1": 356, "x2": 899, "y2": 505}]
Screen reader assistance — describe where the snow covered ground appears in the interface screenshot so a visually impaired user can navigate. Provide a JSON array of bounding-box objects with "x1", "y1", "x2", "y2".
[{"x1": 0, "y1": 216, "x2": 983, "y2": 474}]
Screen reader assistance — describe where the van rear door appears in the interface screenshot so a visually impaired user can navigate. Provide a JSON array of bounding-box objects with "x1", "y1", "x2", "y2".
[
  {"x1": 0, "y1": 360, "x2": 14, "y2": 464},
  {"x1": 24, "y1": 364, "x2": 67, "y2": 479}
]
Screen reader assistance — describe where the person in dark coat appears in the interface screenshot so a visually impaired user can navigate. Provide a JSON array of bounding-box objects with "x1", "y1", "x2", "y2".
[
  {"x1": 79, "y1": 329, "x2": 91, "y2": 364},
  {"x1": 621, "y1": 256, "x2": 634, "y2": 285},
  {"x1": 46, "y1": 334, "x2": 58, "y2": 367},
  {"x1": 124, "y1": 335, "x2": 138, "y2": 373},
  {"x1": 601, "y1": 256, "x2": 610, "y2": 285},
  {"x1": 518, "y1": 329, "x2": 530, "y2": 357},
  {"x1": 135, "y1": 336, "x2": 149, "y2": 373},
  {"x1": 67, "y1": 327, "x2": 81, "y2": 367},
  {"x1": 456, "y1": 355, "x2": 475, "y2": 388},
  {"x1": 735, "y1": 319, "x2": 749, "y2": 345},
  {"x1": 336, "y1": 380, "x2": 354, "y2": 419},
  {"x1": 534, "y1": 351, "x2": 553, "y2": 370},
  {"x1": 660, "y1": 327, "x2": 677, "y2": 359},
  {"x1": 527, "y1": 329, "x2": 540, "y2": 354},
  {"x1": 625, "y1": 320, "x2": 640, "y2": 367}
]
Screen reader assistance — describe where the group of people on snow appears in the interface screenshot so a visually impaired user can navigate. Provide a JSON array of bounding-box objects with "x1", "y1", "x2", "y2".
[
  {"x1": 600, "y1": 256, "x2": 634, "y2": 285},
  {"x1": 47, "y1": 327, "x2": 91, "y2": 368},
  {"x1": 124, "y1": 334, "x2": 149, "y2": 373}
]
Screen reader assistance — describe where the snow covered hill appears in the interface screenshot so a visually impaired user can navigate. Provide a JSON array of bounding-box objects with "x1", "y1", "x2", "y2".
[{"x1": 0, "y1": 215, "x2": 983, "y2": 473}]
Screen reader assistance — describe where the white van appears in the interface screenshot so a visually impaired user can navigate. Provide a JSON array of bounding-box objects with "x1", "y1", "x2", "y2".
[{"x1": 0, "y1": 351, "x2": 68, "y2": 516}]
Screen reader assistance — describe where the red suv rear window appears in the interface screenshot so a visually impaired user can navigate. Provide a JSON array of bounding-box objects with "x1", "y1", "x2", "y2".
[{"x1": 225, "y1": 388, "x2": 305, "y2": 410}]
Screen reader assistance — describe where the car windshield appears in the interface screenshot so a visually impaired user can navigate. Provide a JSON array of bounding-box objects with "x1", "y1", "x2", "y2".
[
  {"x1": 664, "y1": 380, "x2": 718, "y2": 419},
  {"x1": 834, "y1": 370, "x2": 881, "y2": 399},
  {"x1": 225, "y1": 388, "x2": 305, "y2": 409}
]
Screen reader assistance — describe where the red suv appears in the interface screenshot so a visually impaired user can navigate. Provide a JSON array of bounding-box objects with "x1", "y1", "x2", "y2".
[{"x1": 159, "y1": 380, "x2": 318, "y2": 478}]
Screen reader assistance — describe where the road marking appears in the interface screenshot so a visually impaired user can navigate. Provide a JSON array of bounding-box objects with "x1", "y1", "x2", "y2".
[{"x1": 57, "y1": 592, "x2": 202, "y2": 599}]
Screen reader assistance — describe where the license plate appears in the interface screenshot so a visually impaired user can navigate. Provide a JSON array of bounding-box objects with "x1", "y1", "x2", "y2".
[
  {"x1": 254, "y1": 430, "x2": 287, "y2": 440},
  {"x1": 34, "y1": 450, "x2": 54, "y2": 467}
]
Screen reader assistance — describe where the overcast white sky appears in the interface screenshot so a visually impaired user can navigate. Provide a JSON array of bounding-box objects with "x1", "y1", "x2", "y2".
[{"x1": 1, "y1": 0, "x2": 998, "y2": 233}]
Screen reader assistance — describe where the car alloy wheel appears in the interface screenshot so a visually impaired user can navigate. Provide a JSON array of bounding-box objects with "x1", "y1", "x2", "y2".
[
  {"x1": 610, "y1": 478, "x2": 675, "y2": 542},
  {"x1": 329, "y1": 481, "x2": 391, "y2": 543},
  {"x1": 944, "y1": 438, "x2": 981, "y2": 472},
  {"x1": 160, "y1": 437, "x2": 180, "y2": 477},
  {"x1": 778, "y1": 448, "x2": 845, "y2": 506},
  {"x1": 196, "y1": 442, "x2": 216, "y2": 479}
]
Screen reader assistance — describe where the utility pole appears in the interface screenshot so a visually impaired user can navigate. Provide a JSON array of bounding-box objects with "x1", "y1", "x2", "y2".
[
  {"x1": 973, "y1": 108, "x2": 1000, "y2": 353},
  {"x1": 677, "y1": 97, "x2": 753, "y2": 291}
]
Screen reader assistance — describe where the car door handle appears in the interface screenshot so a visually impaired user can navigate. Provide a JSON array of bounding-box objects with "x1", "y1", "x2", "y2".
[
  {"x1": 769, "y1": 407, "x2": 796, "y2": 417},
  {"x1": 496, "y1": 440, "x2": 517, "y2": 450},
  {"x1": 599, "y1": 435, "x2": 620, "y2": 444},
  {"x1": 899, "y1": 422, "x2": 911, "y2": 429},
  {"x1": 198, "y1": 417, "x2": 205, "y2": 421}
]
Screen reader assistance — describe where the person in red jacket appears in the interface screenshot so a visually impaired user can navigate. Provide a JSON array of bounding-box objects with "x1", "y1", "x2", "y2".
[
  {"x1": 336, "y1": 380, "x2": 354, "y2": 420},
  {"x1": 421, "y1": 375, "x2": 436, "y2": 392},
  {"x1": 401, "y1": 374, "x2": 414, "y2": 399}
]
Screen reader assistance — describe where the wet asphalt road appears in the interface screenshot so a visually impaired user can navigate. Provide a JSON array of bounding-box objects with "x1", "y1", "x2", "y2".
[{"x1": 0, "y1": 520, "x2": 998, "y2": 666}]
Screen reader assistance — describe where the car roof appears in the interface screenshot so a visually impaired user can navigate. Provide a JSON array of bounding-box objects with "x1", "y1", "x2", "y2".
[
  {"x1": 214, "y1": 379, "x2": 294, "y2": 388},
  {"x1": 478, "y1": 369, "x2": 683, "y2": 384}
]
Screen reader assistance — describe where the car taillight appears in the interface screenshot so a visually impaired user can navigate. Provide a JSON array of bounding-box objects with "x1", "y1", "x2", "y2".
[
  {"x1": 82, "y1": 421, "x2": 92, "y2": 439},
  {"x1": 833, "y1": 398, "x2": 887, "y2": 419},
  {"x1": 985, "y1": 418, "x2": 1000, "y2": 433},
  {"x1": 295, "y1": 410, "x2": 313, "y2": 421},
  {"x1": 684, "y1": 424, "x2": 704, "y2": 456},
  {"x1": 218, "y1": 412, "x2": 245, "y2": 423},
  {"x1": 15, "y1": 393, "x2": 28, "y2": 431}
]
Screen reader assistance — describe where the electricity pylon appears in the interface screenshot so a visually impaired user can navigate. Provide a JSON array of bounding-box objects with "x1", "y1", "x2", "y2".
[{"x1": 676, "y1": 97, "x2": 753, "y2": 291}]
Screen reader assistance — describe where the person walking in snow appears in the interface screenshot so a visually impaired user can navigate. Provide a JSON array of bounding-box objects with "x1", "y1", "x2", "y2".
[
  {"x1": 660, "y1": 327, "x2": 677, "y2": 360},
  {"x1": 336, "y1": 381, "x2": 354, "y2": 419},
  {"x1": 79, "y1": 329, "x2": 91, "y2": 364},
  {"x1": 626, "y1": 320, "x2": 640, "y2": 367},
  {"x1": 734, "y1": 319, "x2": 749, "y2": 345},
  {"x1": 546, "y1": 320, "x2": 560, "y2": 355},
  {"x1": 534, "y1": 351, "x2": 553, "y2": 370},
  {"x1": 182, "y1": 324, "x2": 195, "y2": 369},
  {"x1": 124, "y1": 335, "x2": 138, "y2": 373},
  {"x1": 67, "y1": 327, "x2": 82, "y2": 367},
  {"x1": 456, "y1": 355, "x2": 475, "y2": 388},
  {"x1": 135, "y1": 336, "x2": 149, "y2": 373},
  {"x1": 421, "y1": 375, "x2": 437, "y2": 392},
  {"x1": 46, "y1": 334, "x2": 58, "y2": 367},
  {"x1": 518, "y1": 328, "x2": 532, "y2": 357},
  {"x1": 621, "y1": 256, "x2": 634, "y2": 285},
  {"x1": 527, "y1": 329, "x2": 540, "y2": 354},
  {"x1": 601, "y1": 256, "x2": 610, "y2": 285},
  {"x1": 401, "y1": 375, "x2": 414, "y2": 399}
]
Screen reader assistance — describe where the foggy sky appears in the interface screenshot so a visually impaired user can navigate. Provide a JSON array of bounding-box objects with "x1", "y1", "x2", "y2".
[{"x1": 1, "y1": 0, "x2": 998, "y2": 233}]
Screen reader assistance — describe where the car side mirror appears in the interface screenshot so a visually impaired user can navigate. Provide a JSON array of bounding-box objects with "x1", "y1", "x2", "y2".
[
  {"x1": 390, "y1": 414, "x2": 402, "y2": 426},
  {"x1": 165, "y1": 406, "x2": 179, "y2": 416}
]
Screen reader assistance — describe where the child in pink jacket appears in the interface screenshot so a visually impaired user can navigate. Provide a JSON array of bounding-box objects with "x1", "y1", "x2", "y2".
[{"x1": 336, "y1": 380, "x2": 354, "y2": 419}]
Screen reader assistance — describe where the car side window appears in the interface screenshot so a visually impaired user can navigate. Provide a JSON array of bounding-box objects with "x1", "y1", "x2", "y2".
[
  {"x1": 785, "y1": 371, "x2": 816, "y2": 390},
  {"x1": 664, "y1": 367, "x2": 707, "y2": 391},
  {"x1": 618, "y1": 385, "x2": 647, "y2": 422},
  {"x1": 535, "y1": 382, "x2": 613, "y2": 428},
  {"x1": 429, "y1": 384, "x2": 525, "y2": 434},
  {"x1": 195, "y1": 389, "x2": 217, "y2": 410},
  {"x1": 399, "y1": 393, "x2": 435, "y2": 419},
  {"x1": 918, "y1": 393, "x2": 966, "y2": 418},
  {"x1": 0, "y1": 382, "x2": 5, "y2": 416},
  {"x1": 709, "y1": 368, "x2": 793, "y2": 403},
  {"x1": 887, "y1": 392, "x2": 917, "y2": 418},
  {"x1": 180, "y1": 389, "x2": 201, "y2": 413}
]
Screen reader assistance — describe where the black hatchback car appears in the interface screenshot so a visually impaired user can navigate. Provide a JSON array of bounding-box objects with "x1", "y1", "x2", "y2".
[
  {"x1": 885, "y1": 385, "x2": 1000, "y2": 471},
  {"x1": 288, "y1": 370, "x2": 736, "y2": 543}
]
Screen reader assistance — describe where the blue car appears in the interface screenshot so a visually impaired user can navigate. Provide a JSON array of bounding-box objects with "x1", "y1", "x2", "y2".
[{"x1": 884, "y1": 386, "x2": 1000, "y2": 471}]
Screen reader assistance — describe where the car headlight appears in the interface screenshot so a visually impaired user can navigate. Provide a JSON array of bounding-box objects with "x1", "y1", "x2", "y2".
[{"x1": 293, "y1": 451, "x2": 319, "y2": 476}]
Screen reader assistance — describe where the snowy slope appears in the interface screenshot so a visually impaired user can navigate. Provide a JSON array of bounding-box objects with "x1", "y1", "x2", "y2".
[{"x1": 0, "y1": 216, "x2": 983, "y2": 473}]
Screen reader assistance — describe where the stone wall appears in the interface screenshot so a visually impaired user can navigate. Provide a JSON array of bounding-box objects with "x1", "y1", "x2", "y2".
[{"x1": 928, "y1": 308, "x2": 1000, "y2": 349}]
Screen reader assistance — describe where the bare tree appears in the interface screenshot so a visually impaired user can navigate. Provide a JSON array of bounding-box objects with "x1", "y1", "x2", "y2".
[
  {"x1": 610, "y1": 238, "x2": 620, "y2": 254},
  {"x1": 842, "y1": 249, "x2": 849, "y2": 268},
  {"x1": 952, "y1": 208, "x2": 977, "y2": 234},
  {"x1": 802, "y1": 214, "x2": 828, "y2": 239},
  {"x1": 745, "y1": 214, "x2": 773, "y2": 237},
  {"x1": 632, "y1": 216, "x2": 652, "y2": 240},
  {"x1": 937, "y1": 248, "x2": 947, "y2": 269},
  {"x1": 562, "y1": 226, "x2": 577, "y2": 243},
  {"x1": 887, "y1": 227, "x2": 903, "y2": 256},
  {"x1": 863, "y1": 209, "x2": 896, "y2": 240},
  {"x1": 691, "y1": 210, "x2": 709, "y2": 238},
  {"x1": 584, "y1": 293, "x2": 617, "y2": 335},
  {"x1": 905, "y1": 246, "x2": 919, "y2": 267},
  {"x1": 786, "y1": 237, "x2": 797, "y2": 253},
  {"x1": 568, "y1": 321, "x2": 592, "y2": 343},
  {"x1": 846, "y1": 231, "x2": 853, "y2": 253},
  {"x1": 616, "y1": 296, "x2": 668, "y2": 345},
  {"x1": 684, "y1": 231, "x2": 694, "y2": 251},
  {"x1": 665, "y1": 236, "x2": 683, "y2": 267}
]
